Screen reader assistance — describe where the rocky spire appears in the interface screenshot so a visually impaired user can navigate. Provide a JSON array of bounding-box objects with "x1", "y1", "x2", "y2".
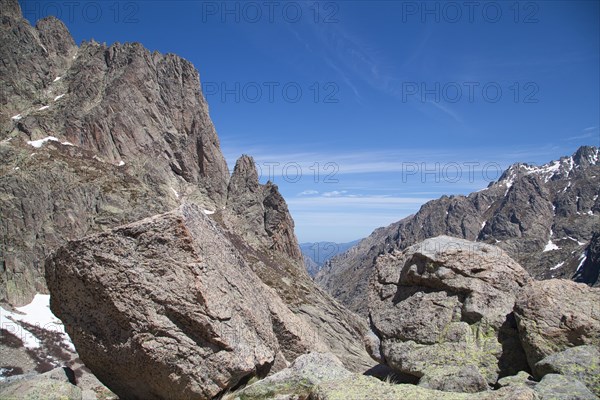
[{"x1": 226, "y1": 155, "x2": 303, "y2": 263}]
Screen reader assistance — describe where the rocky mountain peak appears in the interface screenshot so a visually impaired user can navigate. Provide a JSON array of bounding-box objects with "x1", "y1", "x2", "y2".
[
  {"x1": 229, "y1": 154, "x2": 260, "y2": 192},
  {"x1": 0, "y1": 0, "x2": 20, "y2": 19},
  {"x1": 35, "y1": 16, "x2": 76, "y2": 57},
  {"x1": 263, "y1": 181, "x2": 303, "y2": 262},
  {"x1": 573, "y1": 145, "x2": 600, "y2": 168},
  {"x1": 496, "y1": 145, "x2": 598, "y2": 191}
]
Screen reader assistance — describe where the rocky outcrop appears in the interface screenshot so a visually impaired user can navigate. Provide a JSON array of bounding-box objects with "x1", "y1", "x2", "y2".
[
  {"x1": 0, "y1": 0, "x2": 229, "y2": 305},
  {"x1": 534, "y1": 374, "x2": 598, "y2": 400},
  {"x1": 535, "y1": 345, "x2": 600, "y2": 396},
  {"x1": 227, "y1": 352, "x2": 541, "y2": 400},
  {"x1": 225, "y1": 352, "x2": 353, "y2": 400},
  {"x1": 46, "y1": 204, "x2": 330, "y2": 399},
  {"x1": 514, "y1": 279, "x2": 600, "y2": 368},
  {"x1": 313, "y1": 376, "x2": 539, "y2": 400},
  {"x1": 368, "y1": 236, "x2": 532, "y2": 391},
  {"x1": 0, "y1": 367, "x2": 81, "y2": 399},
  {"x1": 317, "y1": 146, "x2": 600, "y2": 316}
]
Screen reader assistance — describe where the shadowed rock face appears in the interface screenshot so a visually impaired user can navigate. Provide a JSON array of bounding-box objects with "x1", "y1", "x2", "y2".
[
  {"x1": 514, "y1": 279, "x2": 600, "y2": 368},
  {"x1": 317, "y1": 146, "x2": 600, "y2": 316},
  {"x1": 573, "y1": 232, "x2": 600, "y2": 287},
  {"x1": 368, "y1": 236, "x2": 532, "y2": 392}
]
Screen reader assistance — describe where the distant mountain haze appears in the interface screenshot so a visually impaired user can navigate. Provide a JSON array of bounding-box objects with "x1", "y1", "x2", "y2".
[{"x1": 300, "y1": 240, "x2": 360, "y2": 276}]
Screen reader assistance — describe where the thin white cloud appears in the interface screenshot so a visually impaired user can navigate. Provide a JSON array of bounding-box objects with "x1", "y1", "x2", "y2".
[
  {"x1": 426, "y1": 100, "x2": 464, "y2": 125},
  {"x1": 299, "y1": 190, "x2": 319, "y2": 196},
  {"x1": 322, "y1": 190, "x2": 348, "y2": 197},
  {"x1": 287, "y1": 196, "x2": 433, "y2": 207},
  {"x1": 566, "y1": 128, "x2": 598, "y2": 141}
]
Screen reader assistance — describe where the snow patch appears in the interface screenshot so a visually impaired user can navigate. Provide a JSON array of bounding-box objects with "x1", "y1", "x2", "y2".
[
  {"x1": 118, "y1": 161, "x2": 125, "y2": 166},
  {"x1": 590, "y1": 148, "x2": 599, "y2": 164},
  {"x1": 171, "y1": 187, "x2": 179, "y2": 199},
  {"x1": 550, "y1": 262, "x2": 564, "y2": 271},
  {"x1": 53, "y1": 76, "x2": 61, "y2": 82},
  {"x1": 514, "y1": 157, "x2": 576, "y2": 183},
  {"x1": 565, "y1": 157, "x2": 574, "y2": 174},
  {"x1": 0, "y1": 294, "x2": 74, "y2": 351},
  {"x1": 543, "y1": 240, "x2": 559, "y2": 252},
  {"x1": 574, "y1": 252, "x2": 587, "y2": 274},
  {"x1": 38, "y1": 105, "x2": 49, "y2": 111},
  {"x1": 11, "y1": 114, "x2": 22, "y2": 120},
  {"x1": 202, "y1": 209, "x2": 215, "y2": 215},
  {"x1": 54, "y1": 94, "x2": 65, "y2": 101},
  {"x1": 587, "y1": 210, "x2": 594, "y2": 216},
  {"x1": 27, "y1": 136, "x2": 59, "y2": 148},
  {"x1": 566, "y1": 236, "x2": 586, "y2": 246}
]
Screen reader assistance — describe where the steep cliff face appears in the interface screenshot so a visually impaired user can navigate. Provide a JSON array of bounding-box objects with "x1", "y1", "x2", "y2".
[
  {"x1": 317, "y1": 146, "x2": 600, "y2": 316},
  {"x1": 0, "y1": 0, "x2": 229, "y2": 305}
]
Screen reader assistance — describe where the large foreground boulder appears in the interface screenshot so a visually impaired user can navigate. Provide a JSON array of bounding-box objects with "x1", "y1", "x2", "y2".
[
  {"x1": 368, "y1": 236, "x2": 532, "y2": 392},
  {"x1": 45, "y1": 204, "x2": 328, "y2": 400},
  {"x1": 514, "y1": 279, "x2": 600, "y2": 368}
]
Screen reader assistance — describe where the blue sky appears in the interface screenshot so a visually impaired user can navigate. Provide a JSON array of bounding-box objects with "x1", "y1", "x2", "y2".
[{"x1": 21, "y1": 0, "x2": 600, "y2": 242}]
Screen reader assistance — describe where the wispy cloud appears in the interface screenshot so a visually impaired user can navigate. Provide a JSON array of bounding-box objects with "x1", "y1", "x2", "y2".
[
  {"x1": 299, "y1": 190, "x2": 319, "y2": 196},
  {"x1": 426, "y1": 100, "x2": 464, "y2": 124},
  {"x1": 221, "y1": 142, "x2": 524, "y2": 176},
  {"x1": 322, "y1": 190, "x2": 348, "y2": 197},
  {"x1": 287, "y1": 196, "x2": 433, "y2": 208},
  {"x1": 567, "y1": 127, "x2": 598, "y2": 141}
]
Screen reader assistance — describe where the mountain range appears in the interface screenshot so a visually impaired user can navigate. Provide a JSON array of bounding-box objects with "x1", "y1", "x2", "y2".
[{"x1": 315, "y1": 146, "x2": 600, "y2": 315}]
